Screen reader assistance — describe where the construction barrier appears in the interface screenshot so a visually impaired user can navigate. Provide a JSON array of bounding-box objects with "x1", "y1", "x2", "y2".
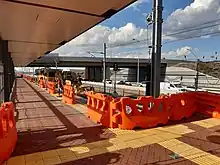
[
  {"x1": 86, "y1": 91, "x2": 113, "y2": 127},
  {"x1": 39, "y1": 79, "x2": 45, "y2": 88},
  {"x1": 47, "y1": 81, "x2": 56, "y2": 94},
  {"x1": 110, "y1": 96, "x2": 169, "y2": 130},
  {"x1": 26, "y1": 76, "x2": 34, "y2": 83},
  {"x1": 0, "y1": 102, "x2": 17, "y2": 162},
  {"x1": 169, "y1": 92, "x2": 197, "y2": 121},
  {"x1": 195, "y1": 92, "x2": 220, "y2": 119},
  {"x1": 62, "y1": 85, "x2": 75, "y2": 104},
  {"x1": 85, "y1": 92, "x2": 206, "y2": 130}
]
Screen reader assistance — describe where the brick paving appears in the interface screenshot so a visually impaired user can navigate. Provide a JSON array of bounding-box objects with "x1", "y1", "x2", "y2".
[
  {"x1": 5, "y1": 78, "x2": 220, "y2": 165},
  {"x1": 13, "y1": 79, "x2": 114, "y2": 156}
]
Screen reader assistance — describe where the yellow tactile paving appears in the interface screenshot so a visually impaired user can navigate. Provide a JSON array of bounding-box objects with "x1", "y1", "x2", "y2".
[
  {"x1": 8, "y1": 122, "x2": 220, "y2": 165},
  {"x1": 157, "y1": 125, "x2": 195, "y2": 135},
  {"x1": 192, "y1": 118, "x2": 220, "y2": 128},
  {"x1": 159, "y1": 139, "x2": 220, "y2": 165},
  {"x1": 7, "y1": 156, "x2": 25, "y2": 165},
  {"x1": 70, "y1": 104, "x2": 87, "y2": 114}
]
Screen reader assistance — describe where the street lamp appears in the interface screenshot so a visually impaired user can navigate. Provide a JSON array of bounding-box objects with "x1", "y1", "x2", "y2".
[
  {"x1": 186, "y1": 48, "x2": 200, "y2": 90},
  {"x1": 87, "y1": 43, "x2": 107, "y2": 94},
  {"x1": 132, "y1": 39, "x2": 140, "y2": 84},
  {"x1": 54, "y1": 59, "x2": 58, "y2": 70},
  {"x1": 87, "y1": 51, "x2": 97, "y2": 81}
]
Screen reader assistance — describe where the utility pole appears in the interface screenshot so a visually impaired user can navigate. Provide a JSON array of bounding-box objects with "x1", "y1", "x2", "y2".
[
  {"x1": 150, "y1": 0, "x2": 163, "y2": 97},
  {"x1": 54, "y1": 59, "x2": 58, "y2": 70},
  {"x1": 137, "y1": 57, "x2": 139, "y2": 84},
  {"x1": 195, "y1": 59, "x2": 199, "y2": 91},
  {"x1": 145, "y1": 14, "x2": 152, "y2": 96},
  {"x1": 103, "y1": 43, "x2": 106, "y2": 94},
  {"x1": 186, "y1": 48, "x2": 200, "y2": 90}
]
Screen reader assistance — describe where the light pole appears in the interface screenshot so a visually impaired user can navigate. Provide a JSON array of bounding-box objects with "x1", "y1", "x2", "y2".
[
  {"x1": 54, "y1": 59, "x2": 58, "y2": 70},
  {"x1": 87, "y1": 51, "x2": 96, "y2": 81},
  {"x1": 132, "y1": 39, "x2": 140, "y2": 84},
  {"x1": 186, "y1": 48, "x2": 199, "y2": 90},
  {"x1": 87, "y1": 43, "x2": 107, "y2": 94}
]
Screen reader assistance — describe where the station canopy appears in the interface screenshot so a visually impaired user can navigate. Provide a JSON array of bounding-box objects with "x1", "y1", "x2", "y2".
[{"x1": 0, "y1": 0, "x2": 137, "y2": 66}]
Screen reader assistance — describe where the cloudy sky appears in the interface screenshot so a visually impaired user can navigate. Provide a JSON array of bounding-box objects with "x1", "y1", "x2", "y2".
[{"x1": 53, "y1": 0, "x2": 220, "y2": 61}]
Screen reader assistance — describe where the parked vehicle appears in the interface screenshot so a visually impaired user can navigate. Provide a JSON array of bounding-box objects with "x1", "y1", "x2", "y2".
[{"x1": 117, "y1": 80, "x2": 132, "y2": 86}]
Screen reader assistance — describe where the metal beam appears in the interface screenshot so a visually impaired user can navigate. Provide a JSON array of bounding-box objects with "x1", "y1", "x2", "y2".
[{"x1": 5, "y1": 0, "x2": 103, "y2": 18}]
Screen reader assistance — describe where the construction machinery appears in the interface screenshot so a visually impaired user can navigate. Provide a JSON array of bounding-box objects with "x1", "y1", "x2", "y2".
[{"x1": 34, "y1": 68, "x2": 94, "y2": 95}]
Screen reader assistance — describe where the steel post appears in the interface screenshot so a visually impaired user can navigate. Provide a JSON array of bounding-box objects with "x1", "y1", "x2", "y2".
[
  {"x1": 103, "y1": 43, "x2": 106, "y2": 93},
  {"x1": 150, "y1": 0, "x2": 163, "y2": 97}
]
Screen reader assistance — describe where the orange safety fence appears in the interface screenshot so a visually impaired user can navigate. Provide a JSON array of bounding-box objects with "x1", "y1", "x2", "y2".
[
  {"x1": 62, "y1": 85, "x2": 75, "y2": 104},
  {"x1": 39, "y1": 79, "x2": 45, "y2": 88},
  {"x1": 169, "y1": 92, "x2": 197, "y2": 121},
  {"x1": 47, "y1": 81, "x2": 56, "y2": 94},
  {"x1": 110, "y1": 96, "x2": 169, "y2": 130},
  {"x1": 27, "y1": 76, "x2": 34, "y2": 83},
  {"x1": 86, "y1": 91, "x2": 113, "y2": 127},
  {"x1": 0, "y1": 102, "x2": 17, "y2": 162},
  {"x1": 85, "y1": 92, "x2": 207, "y2": 130},
  {"x1": 85, "y1": 91, "x2": 220, "y2": 129},
  {"x1": 195, "y1": 92, "x2": 220, "y2": 119}
]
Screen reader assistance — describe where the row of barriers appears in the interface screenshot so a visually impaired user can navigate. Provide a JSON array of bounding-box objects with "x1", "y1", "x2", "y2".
[
  {"x1": 23, "y1": 76, "x2": 76, "y2": 105},
  {"x1": 0, "y1": 102, "x2": 17, "y2": 162},
  {"x1": 86, "y1": 91, "x2": 219, "y2": 130}
]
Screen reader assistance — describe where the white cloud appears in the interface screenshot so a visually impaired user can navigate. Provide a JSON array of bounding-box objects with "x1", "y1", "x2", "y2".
[
  {"x1": 68, "y1": 23, "x2": 150, "y2": 46},
  {"x1": 163, "y1": 0, "x2": 220, "y2": 39},
  {"x1": 127, "y1": 0, "x2": 150, "y2": 11},
  {"x1": 54, "y1": 22, "x2": 194, "y2": 60},
  {"x1": 162, "y1": 46, "x2": 192, "y2": 59},
  {"x1": 54, "y1": 23, "x2": 152, "y2": 57},
  {"x1": 55, "y1": 0, "x2": 220, "y2": 59}
]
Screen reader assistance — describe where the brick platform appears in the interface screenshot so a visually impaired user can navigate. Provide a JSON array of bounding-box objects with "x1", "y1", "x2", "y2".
[{"x1": 5, "y1": 78, "x2": 220, "y2": 165}]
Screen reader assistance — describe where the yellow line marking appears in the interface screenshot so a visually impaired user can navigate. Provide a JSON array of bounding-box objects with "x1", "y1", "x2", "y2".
[
  {"x1": 8, "y1": 122, "x2": 220, "y2": 165},
  {"x1": 159, "y1": 139, "x2": 220, "y2": 165},
  {"x1": 192, "y1": 118, "x2": 220, "y2": 128},
  {"x1": 70, "y1": 104, "x2": 87, "y2": 114}
]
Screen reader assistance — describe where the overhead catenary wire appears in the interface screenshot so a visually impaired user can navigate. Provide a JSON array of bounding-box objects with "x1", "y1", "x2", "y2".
[{"x1": 164, "y1": 30, "x2": 220, "y2": 45}]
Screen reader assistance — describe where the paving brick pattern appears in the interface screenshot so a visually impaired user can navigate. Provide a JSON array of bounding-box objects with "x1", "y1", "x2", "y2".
[
  {"x1": 13, "y1": 79, "x2": 114, "y2": 156},
  {"x1": 5, "y1": 78, "x2": 220, "y2": 165}
]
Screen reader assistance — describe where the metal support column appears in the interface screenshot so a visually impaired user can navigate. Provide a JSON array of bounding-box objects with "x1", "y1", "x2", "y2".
[
  {"x1": 150, "y1": 0, "x2": 163, "y2": 97},
  {"x1": 103, "y1": 43, "x2": 106, "y2": 94},
  {"x1": 195, "y1": 59, "x2": 199, "y2": 90},
  {"x1": 137, "y1": 57, "x2": 139, "y2": 84}
]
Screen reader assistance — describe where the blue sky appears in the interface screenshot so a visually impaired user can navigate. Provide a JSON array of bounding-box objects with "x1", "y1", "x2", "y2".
[
  {"x1": 101, "y1": 0, "x2": 220, "y2": 60},
  {"x1": 102, "y1": 0, "x2": 192, "y2": 28},
  {"x1": 56, "y1": 0, "x2": 220, "y2": 61}
]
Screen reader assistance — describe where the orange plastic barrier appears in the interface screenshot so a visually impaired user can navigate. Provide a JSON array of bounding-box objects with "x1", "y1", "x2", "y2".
[
  {"x1": 195, "y1": 92, "x2": 220, "y2": 119},
  {"x1": 26, "y1": 76, "x2": 34, "y2": 83},
  {"x1": 47, "y1": 81, "x2": 56, "y2": 94},
  {"x1": 169, "y1": 92, "x2": 197, "y2": 121},
  {"x1": 86, "y1": 91, "x2": 113, "y2": 127},
  {"x1": 0, "y1": 102, "x2": 17, "y2": 162},
  {"x1": 39, "y1": 79, "x2": 45, "y2": 88},
  {"x1": 62, "y1": 85, "x2": 75, "y2": 104},
  {"x1": 85, "y1": 91, "x2": 220, "y2": 130},
  {"x1": 110, "y1": 96, "x2": 169, "y2": 130}
]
